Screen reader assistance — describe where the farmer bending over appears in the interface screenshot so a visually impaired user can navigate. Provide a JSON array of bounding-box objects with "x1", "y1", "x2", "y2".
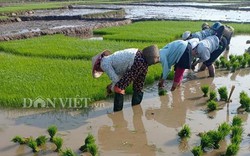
[
  {"x1": 191, "y1": 35, "x2": 227, "y2": 77},
  {"x1": 158, "y1": 38, "x2": 199, "y2": 91},
  {"x1": 182, "y1": 22, "x2": 224, "y2": 41},
  {"x1": 92, "y1": 45, "x2": 159, "y2": 112}
]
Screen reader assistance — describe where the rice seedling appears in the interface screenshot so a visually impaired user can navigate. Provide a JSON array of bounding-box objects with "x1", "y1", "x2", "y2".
[
  {"x1": 0, "y1": 52, "x2": 161, "y2": 107},
  {"x1": 247, "y1": 57, "x2": 250, "y2": 67},
  {"x1": 94, "y1": 21, "x2": 202, "y2": 43},
  {"x1": 201, "y1": 85, "x2": 210, "y2": 97},
  {"x1": 218, "y1": 122, "x2": 231, "y2": 139},
  {"x1": 207, "y1": 100, "x2": 218, "y2": 112},
  {"x1": 80, "y1": 133, "x2": 95, "y2": 151},
  {"x1": 85, "y1": 143, "x2": 98, "y2": 156},
  {"x1": 60, "y1": 148, "x2": 77, "y2": 156},
  {"x1": 79, "y1": 134, "x2": 98, "y2": 156},
  {"x1": 27, "y1": 138, "x2": 39, "y2": 153},
  {"x1": 47, "y1": 125, "x2": 57, "y2": 142},
  {"x1": 206, "y1": 130, "x2": 223, "y2": 149},
  {"x1": 232, "y1": 62, "x2": 240, "y2": 72},
  {"x1": 11, "y1": 136, "x2": 29, "y2": 144},
  {"x1": 232, "y1": 116, "x2": 243, "y2": 127},
  {"x1": 53, "y1": 136, "x2": 63, "y2": 152},
  {"x1": 79, "y1": 133, "x2": 95, "y2": 151},
  {"x1": 0, "y1": 21, "x2": 249, "y2": 108},
  {"x1": 178, "y1": 124, "x2": 191, "y2": 139},
  {"x1": 200, "y1": 133, "x2": 213, "y2": 150},
  {"x1": 219, "y1": 56, "x2": 226, "y2": 68},
  {"x1": 191, "y1": 146, "x2": 203, "y2": 156},
  {"x1": 229, "y1": 56, "x2": 237, "y2": 64},
  {"x1": 231, "y1": 135, "x2": 242, "y2": 145},
  {"x1": 239, "y1": 91, "x2": 250, "y2": 111},
  {"x1": 0, "y1": 35, "x2": 155, "y2": 60},
  {"x1": 209, "y1": 90, "x2": 217, "y2": 101},
  {"x1": 225, "y1": 61, "x2": 231, "y2": 71},
  {"x1": 229, "y1": 54, "x2": 234, "y2": 61},
  {"x1": 236, "y1": 55, "x2": 243, "y2": 63},
  {"x1": 36, "y1": 135, "x2": 48, "y2": 146},
  {"x1": 231, "y1": 126, "x2": 243, "y2": 138},
  {"x1": 158, "y1": 88, "x2": 167, "y2": 96},
  {"x1": 215, "y1": 60, "x2": 220, "y2": 69},
  {"x1": 225, "y1": 143, "x2": 240, "y2": 156},
  {"x1": 240, "y1": 60, "x2": 247, "y2": 68},
  {"x1": 218, "y1": 86, "x2": 228, "y2": 101}
]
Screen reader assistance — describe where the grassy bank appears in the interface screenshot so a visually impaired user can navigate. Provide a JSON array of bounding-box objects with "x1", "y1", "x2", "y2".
[{"x1": 0, "y1": 20, "x2": 249, "y2": 107}]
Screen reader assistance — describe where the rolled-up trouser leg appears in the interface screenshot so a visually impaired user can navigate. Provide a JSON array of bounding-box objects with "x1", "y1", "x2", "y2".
[
  {"x1": 132, "y1": 91, "x2": 144, "y2": 106},
  {"x1": 113, "y1": 93, "x2": 124, "y2": 112}
]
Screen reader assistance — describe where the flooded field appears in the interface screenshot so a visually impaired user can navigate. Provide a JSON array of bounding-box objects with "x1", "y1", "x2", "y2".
[
  {"x1": 113, "y1": 4, "x2": 250, "y2": 22},
  {"x1": 0, "y1": 35, "x2": 250, "y2": 156},
  {"x1": 1, "y1": 2, "x2": 250, "y2": 39},
  {"x1": 1, "y1": 1, "x2": 250, "y2": 155}
]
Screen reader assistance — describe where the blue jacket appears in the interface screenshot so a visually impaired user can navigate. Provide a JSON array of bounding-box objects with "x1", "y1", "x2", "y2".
[{"x1": 160, "y1": 40, "x2": 188, "y2": 80}]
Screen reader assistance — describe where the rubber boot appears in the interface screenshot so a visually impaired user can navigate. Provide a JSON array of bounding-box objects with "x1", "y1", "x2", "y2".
[
  {"x1": 132, "y1": 92, "x2": 144, "y2": 106},
  {"x1": 113, "y1": 93, "x2": 124, "y2": 112},
  {"x1": 208, "y1": 64, "x2": 215, "y2": 77}
]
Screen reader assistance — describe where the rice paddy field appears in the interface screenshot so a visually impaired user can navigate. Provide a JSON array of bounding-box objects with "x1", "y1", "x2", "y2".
[
  {"x1": 0, "y1": 21, "x2": 249, "y2": 107},
  {"x1": 1, "y1": 3, "x2": 250, "y2": 154}
]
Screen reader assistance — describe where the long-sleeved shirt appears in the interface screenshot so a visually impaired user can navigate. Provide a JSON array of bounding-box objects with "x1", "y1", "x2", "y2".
[
  {"x1": 196, "y1": 35, "x2": 219, "y2": 62},
  {"x1": 160, "y1": 40, "x2": 188, "y2": 80},
  {"x1": 191, "y1": 29, "x2": 216, "y2": 41},
  {"x1": 100, "y1": 48, "x2": 138, "y2": 88}
]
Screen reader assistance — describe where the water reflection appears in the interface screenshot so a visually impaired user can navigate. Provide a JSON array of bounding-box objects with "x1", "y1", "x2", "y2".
[
  {"x1": 228, "y1": 35, "x2": 250, "y2": 56},
  {"x1": 98, "y1": 105, "x2": 156, "y2": 155},
  {"x1": 145, "y1": 90, "x2": 187, "y2": 128},
  {"x1": 0, "y1": 105, "x2": 112, "y2": 131}
]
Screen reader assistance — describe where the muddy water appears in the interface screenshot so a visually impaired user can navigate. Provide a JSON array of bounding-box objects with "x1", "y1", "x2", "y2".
[
  {"x1": 1, "y1": 36, "x2": 250, "y2": 155},
  {"x1": 1, "y1": 70, "x2": 250, "y2": 156}
]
